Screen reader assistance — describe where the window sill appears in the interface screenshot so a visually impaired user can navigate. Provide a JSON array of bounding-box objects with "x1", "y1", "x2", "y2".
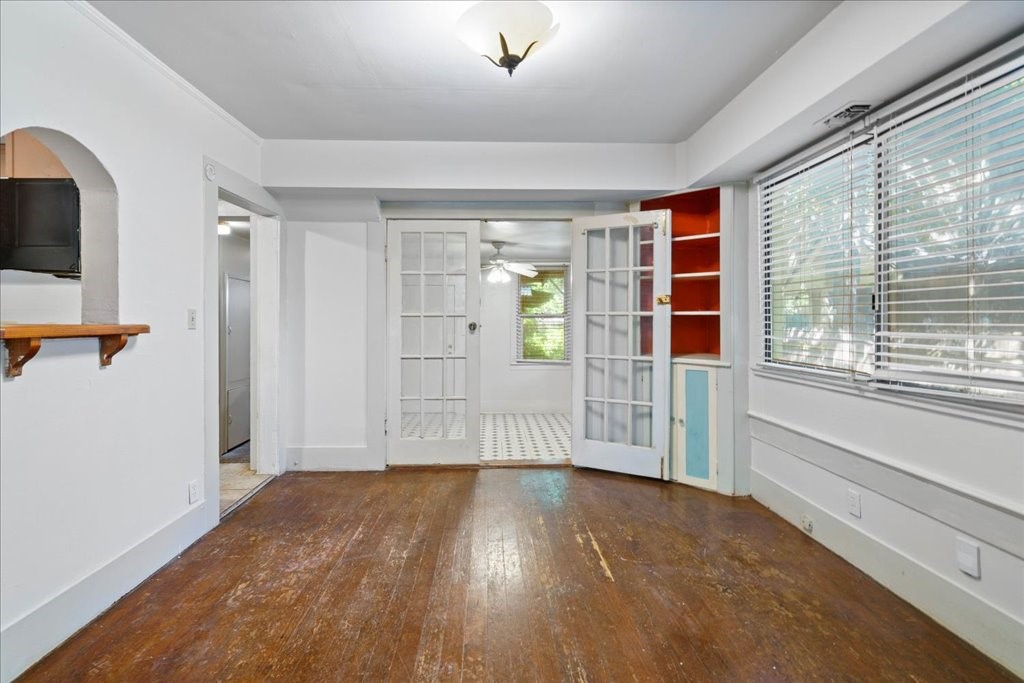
[
  {"x1": 751, "y1": 363, "x2": 1024, "y2": 431},
  {"x1": 510, "y1": 360, "x2": 571, "y2": 369}
]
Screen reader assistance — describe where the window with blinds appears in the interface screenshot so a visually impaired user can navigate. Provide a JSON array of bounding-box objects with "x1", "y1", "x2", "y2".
[
  {"x1": 876, "y1": 68, "x2": 1024, "y2": 403},
  {"x1": 516, "y1": 267, "x2": 571, "y2": 363},
  {"x1": 760, "y1": 141, "x2": 876, "y2": 375},
  {"x1": 759, "y1": 53, "x2": 1024, "y2": 407}
]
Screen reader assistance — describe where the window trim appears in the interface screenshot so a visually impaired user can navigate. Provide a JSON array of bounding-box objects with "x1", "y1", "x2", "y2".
[
  {"x1": 513, "y1": 264, "x2": 571, "y2": 366},
  {"x1": 756, "y1": 42, "x2": 1024, "y2": 410}
]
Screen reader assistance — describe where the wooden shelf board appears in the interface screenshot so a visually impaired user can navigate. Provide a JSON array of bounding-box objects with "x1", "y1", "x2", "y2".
[
  {"x1": 0, "y1": 323, "x2": 150, "y2": 377},
  {"x1": 672, "y1": 232, "x2": 720, "y2": 242},
  {"x1": 672, "y1": 271, "x2": 720, "y2": 280}
]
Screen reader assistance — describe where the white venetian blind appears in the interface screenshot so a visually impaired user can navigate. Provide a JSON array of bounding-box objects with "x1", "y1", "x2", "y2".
[
  {"x1": 515, "y1": 267, "x2": 571, "y2": 362},
  {"x1": 876, "y1": 64, "x2": 1024, "y2": 404},
  {"x1": 759, "y1": 140, "x2": 876, "y2": 375}
]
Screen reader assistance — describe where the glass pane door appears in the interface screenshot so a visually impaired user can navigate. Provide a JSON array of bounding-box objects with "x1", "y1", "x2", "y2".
[
  {"x1": 388, "y1": 220, "x2": 480, "y2": 465},
  {"x1": 572, "y1": 211, "x2": 669, "y2": 479}
]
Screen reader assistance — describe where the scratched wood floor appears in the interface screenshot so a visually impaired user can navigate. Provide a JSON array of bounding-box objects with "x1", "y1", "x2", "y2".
[{"x1": 21, "y1": 468, "x2": 1014, "y2": 682}]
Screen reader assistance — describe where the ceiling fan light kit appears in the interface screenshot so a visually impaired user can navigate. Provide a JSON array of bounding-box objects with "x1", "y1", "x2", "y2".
[
  {"x1": 456, "y1": 0, "x2": 559, "y2": 77},
  {"x1": 482, "y1": 240, "x2": 538, "y2": 283}
]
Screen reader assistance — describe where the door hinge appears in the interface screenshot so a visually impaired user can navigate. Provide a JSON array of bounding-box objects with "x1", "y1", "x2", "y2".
[
  {"x1": 384, "y1": 418, "x2": 388, "y2": 435},
  {"x1": 384, "y1": 244, "x2": 389, "y2": 262}
]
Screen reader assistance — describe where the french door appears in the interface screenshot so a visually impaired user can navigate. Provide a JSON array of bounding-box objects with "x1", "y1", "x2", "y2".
[
  {"x1": 387, "y1": 220, "x2": 481, "y2": 465},
  {"x1": 571, "y1": 211, "x2": 671, "y2": 478}
]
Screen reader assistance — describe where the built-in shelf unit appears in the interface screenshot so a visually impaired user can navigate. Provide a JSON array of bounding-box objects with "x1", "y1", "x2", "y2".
[{"x1": 640, "y1": 187, "x2": 724, "y2": 363}]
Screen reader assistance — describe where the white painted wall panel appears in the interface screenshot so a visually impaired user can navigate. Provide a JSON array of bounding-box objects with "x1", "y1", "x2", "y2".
[
  {"x1": 300, "y1": 222, "x2": 367, "y2": 447},
  {"x1": 0, "y1": 2, "x2": 262, "y2": 678},
  {"x1": 262, "y1": 139, "x2": 677, "y2": 194},
  {"x1": 0, "y1": 271, "x2": 81, "y2": 323}
]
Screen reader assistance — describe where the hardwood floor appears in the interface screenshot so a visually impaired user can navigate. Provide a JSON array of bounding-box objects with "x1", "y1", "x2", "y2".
[{"x1": 21, "y1": 469, "x2": 1013, "y2": 681}]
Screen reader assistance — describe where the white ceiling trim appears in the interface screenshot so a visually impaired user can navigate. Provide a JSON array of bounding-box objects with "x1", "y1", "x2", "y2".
[
  {"x1": 261, "y1": 139, "x2": 678, "y2": 195},
  {"x1": 67, "y1": 0, "x2": 262, "y2": 145}
]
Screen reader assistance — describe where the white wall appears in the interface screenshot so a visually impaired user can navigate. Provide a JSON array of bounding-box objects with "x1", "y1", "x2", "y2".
[
  {"x1": 0, "y1": 2, "x2": 262, "y2": 679},
  {"x1": 283, "y1": 220, "x2": 385, "y2": 470},
  {"x1": 218, "y1": 232, "x2": 250, "y2": 282},
  {"x1": 0, "y1": 271, "x2": 81, "y2": 323},
  {"x1": 480, "y1": 276, "x2": 571, "y2": 414},
  {"x1": 746, "y1": 374, "x2": 1024, "y2": 674}
]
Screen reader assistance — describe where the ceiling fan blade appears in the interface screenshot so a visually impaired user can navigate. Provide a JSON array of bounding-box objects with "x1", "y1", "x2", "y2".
[
  {"x1": 481, "y1": 264, "x2": 496, "y2": 270},
  {"x1": 505, "y1": 262, "x2": 538, "y2": 277}
]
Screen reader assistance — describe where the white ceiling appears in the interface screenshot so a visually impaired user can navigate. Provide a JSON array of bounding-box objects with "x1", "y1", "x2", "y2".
[
  {"x1": 90, "y1": 0, "x2": 838, "y2": 143},
  {"x1": 480, "y1": 221, "x2": 570, "y2": 262}
]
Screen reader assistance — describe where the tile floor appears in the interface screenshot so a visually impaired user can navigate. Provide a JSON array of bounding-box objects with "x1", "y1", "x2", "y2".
[
  {"x1": 400, "y1": 412, "x2": 467, "y2": 440},
  {"x1": 480, "y1": 413, "x2": 571, "y2": 461},
  {"x1": 220, "y1": 462, "x2": 272, "y2": 515}
]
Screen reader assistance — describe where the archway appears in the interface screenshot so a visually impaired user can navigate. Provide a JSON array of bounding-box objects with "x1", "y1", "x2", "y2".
[{"x1": 1, "y1": 127, "x2": 118, "y2": 323}]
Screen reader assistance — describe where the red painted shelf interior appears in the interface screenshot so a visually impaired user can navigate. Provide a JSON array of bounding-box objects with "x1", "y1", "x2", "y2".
[{"x1": 641, "y1": 187, "x2": 722, "y2": 357}]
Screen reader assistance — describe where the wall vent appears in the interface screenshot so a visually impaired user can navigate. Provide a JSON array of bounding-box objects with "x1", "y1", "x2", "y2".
[{"x1": 821, "y1": 103, "x2": 872, "y2": 128}]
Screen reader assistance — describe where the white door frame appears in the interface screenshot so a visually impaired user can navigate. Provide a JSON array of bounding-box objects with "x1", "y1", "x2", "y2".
[{"x1": 202, "y1": 158, "x2": 286, "y2": 528}]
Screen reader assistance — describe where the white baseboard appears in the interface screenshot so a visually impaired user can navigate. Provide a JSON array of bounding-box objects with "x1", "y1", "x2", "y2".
[
  {"x1": 287, "y1": 446, "x2": 385, "y2": 471},
  {"x1": 0, "y1": 502, "x2": 212, "y2": 682},
  {"x1": 752, "y1": 471, "x2": 1024, "y2": 677}
]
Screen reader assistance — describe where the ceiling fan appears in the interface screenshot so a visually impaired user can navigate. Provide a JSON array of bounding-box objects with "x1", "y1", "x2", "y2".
[{"x1": 481, "y1": 241, "x2": 537, "y2": 283}]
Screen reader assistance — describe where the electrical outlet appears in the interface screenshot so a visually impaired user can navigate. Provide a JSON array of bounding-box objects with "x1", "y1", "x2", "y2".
[
  {"x1": 800, "y1": 514, "x2": 814, "y2": 535},
  {"x1": 187, "y1": 308, "x2": 197, "y2": 330},
  {"x1": 955, "y1": 536, "x2": 981, "y2": 579},
  {"x1": 188, "y1": 479, "x2": 201, "y2": 505},
  {"x1": 846, "y1": 489, "x2": 862, "y2": 518}
]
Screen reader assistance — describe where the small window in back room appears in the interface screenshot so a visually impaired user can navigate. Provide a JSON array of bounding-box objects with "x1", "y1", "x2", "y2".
[{"x1": 516, "y1": 267, "x2": 570, "y2": 362}]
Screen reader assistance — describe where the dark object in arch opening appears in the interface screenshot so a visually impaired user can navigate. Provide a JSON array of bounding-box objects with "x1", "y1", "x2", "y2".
[{"x1": 0, "y1": 177, "x2": 81, "y2": 277}]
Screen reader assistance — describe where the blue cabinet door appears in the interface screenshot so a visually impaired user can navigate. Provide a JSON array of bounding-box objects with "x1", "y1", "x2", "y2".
[
  {"x1": 684, "y1": 369, "x2": 710, "y2": 480},
  {"x1": 672, "y1": 364, "x2": 717, "y2": 490}
]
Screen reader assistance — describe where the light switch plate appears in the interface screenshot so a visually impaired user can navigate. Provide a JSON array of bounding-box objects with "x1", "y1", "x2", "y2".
[{"x1": 955, "y1": 536, "x2": 981, "y2": 579}]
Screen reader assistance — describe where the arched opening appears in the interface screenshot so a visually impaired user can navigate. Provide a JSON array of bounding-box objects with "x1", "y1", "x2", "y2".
[{"x1": 0, "y1": 127, "x2": 118, "y2": 323}]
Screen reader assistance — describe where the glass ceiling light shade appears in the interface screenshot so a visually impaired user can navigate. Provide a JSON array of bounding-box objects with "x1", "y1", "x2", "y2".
[
  {"x1": 456, "y1": 1, "x2": 559, "y2": 76},
  {"x1": 487, "y1": 266, "x2": 512, "y2": 283}
]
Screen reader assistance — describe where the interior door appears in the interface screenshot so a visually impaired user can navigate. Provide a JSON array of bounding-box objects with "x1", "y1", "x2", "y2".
[
  {"x1": 571, "y1": 211, "x2": 670, "y2": 478},
  {"x1": 387, "y1": 220, "x2": 481, "y2": 465},
  {"x1": 225, "y1": 275, "x2": 251, "y2": 451}
]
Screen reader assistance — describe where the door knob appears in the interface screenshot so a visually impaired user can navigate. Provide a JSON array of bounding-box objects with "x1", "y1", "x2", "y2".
[{"x1": 468, "y1": 322, "x2": 478, "y2": 332}]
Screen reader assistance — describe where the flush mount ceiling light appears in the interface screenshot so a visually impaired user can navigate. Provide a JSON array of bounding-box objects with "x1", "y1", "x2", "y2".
[{"x1": 456, "y1": 0, "x2": 559, "y2": 77}]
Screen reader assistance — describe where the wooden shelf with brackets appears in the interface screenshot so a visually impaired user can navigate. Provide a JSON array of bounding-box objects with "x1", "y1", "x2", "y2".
[{"x1": 0, "y1": 323, "x2": 150, "y2": 377}]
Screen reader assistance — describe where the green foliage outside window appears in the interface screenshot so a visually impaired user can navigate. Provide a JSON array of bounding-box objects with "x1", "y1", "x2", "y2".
[{"x1": 519, "y1": 269, "x2": 568, "y2": 361}]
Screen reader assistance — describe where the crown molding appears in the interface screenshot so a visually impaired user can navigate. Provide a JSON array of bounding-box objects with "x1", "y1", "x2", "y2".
[{"x1": 66, "y1": 0, "x2": 263, "y2": 146}]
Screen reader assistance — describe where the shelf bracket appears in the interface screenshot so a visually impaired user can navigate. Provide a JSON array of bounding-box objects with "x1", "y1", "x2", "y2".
[
  {"x1": 4, "y1": 338, "x2": 42, "y2": 378},
  {"x1": 99, "y1": 334, "x2": 129, "y2": 367}
]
